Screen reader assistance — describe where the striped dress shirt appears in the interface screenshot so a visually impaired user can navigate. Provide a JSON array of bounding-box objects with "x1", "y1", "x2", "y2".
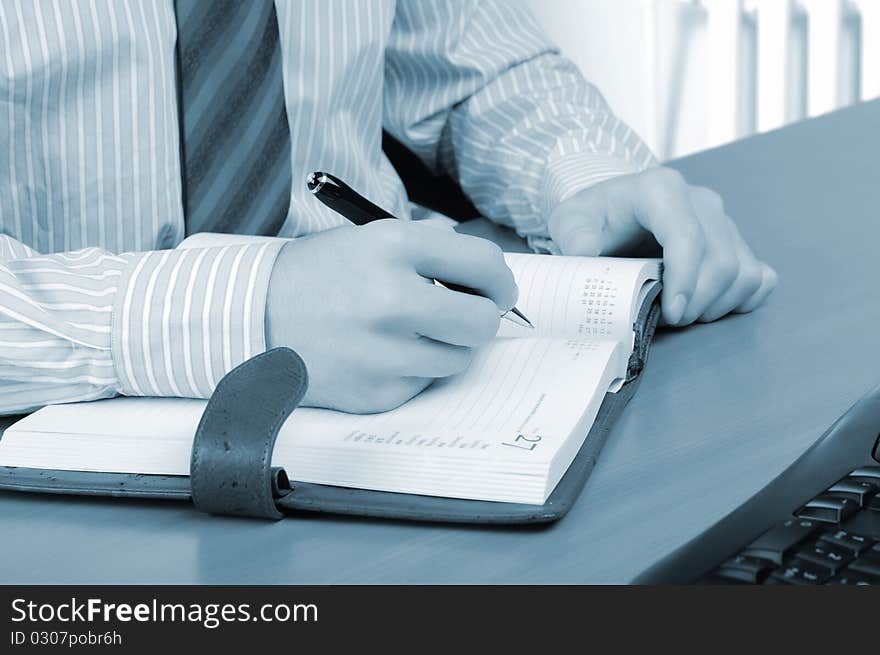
[{"x1": 0, "y1": 0, "x2": 654, "y2": 415}]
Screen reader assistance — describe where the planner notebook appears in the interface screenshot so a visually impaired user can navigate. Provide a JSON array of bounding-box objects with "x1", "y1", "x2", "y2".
[{"x1": 0, "y1": 253, "x2": 661, "y2": 512}]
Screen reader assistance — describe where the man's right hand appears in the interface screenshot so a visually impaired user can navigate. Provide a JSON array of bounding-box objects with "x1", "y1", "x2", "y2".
[{"x1": 265, "y1": 220, "x2": 518, "y2": 413}]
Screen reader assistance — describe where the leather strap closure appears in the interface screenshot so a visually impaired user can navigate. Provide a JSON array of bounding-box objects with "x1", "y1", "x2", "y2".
[{"x1": 190, "y1": 347, "x2": 308, "y2": 519}]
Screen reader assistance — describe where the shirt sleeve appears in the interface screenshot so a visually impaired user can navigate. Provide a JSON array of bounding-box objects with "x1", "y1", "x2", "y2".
[
  {"x1": 0, "y1": 234, "x2": 284, "y2": 415},
  {"x1": 384, "y1": 0, "x2": 657, "y2": 252}
]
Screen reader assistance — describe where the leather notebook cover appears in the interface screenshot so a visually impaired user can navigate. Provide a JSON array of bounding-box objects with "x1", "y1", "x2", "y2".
[{"x1": 0, "y1": 284, "x2": 661, "y2": 524}]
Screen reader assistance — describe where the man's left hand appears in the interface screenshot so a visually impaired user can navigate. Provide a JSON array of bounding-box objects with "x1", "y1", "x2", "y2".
[{"x1": 547, "y1": 167, "x2": 778, "y2": 326}]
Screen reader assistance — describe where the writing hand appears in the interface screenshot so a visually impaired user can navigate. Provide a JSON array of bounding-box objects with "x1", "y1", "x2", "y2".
[{"x1": 266, "y1": 220, "x2": 517, "y2": 413}]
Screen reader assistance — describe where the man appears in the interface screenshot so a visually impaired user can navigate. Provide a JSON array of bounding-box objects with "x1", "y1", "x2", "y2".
[{"x1": 0, "y1": 0, "x2": 776, "y2": 415}]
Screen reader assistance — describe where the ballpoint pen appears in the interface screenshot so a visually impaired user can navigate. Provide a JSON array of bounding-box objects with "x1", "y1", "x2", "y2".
[{"x1": 307, "y1": 171, "x2": 533, "y2": 329}]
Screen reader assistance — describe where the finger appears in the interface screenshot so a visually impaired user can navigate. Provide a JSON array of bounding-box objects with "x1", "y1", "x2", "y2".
[
  {"x1": 630, "y1": 169, "x2": 706, "y2": 324},
  {"x1": 547, "y1": 202, "x2": 610, "y2": 257},
  {"x1": 404, "y1": 224, "x2": 518, "y2": 311},
  {"x1": 698, "y1": 231, "x2": 763, "y2": 322},
  {"x1": 409, "y1": 338, "x2": 474, "y2": 378},
  {"x1": 677, "y1": 204, "x2": 740, "y2": 324},
  {"x1": 547, "y1": 171, "x2": 661, "y2": 258},
  {"x1": 734, "y1": 262, "x2": 779, "y2": 314},
  {"x1": 411, "y1": 284, "x2": 501, "y2": 347},
  {"x1": 377, "y1": 336, "x2": 475, "y2": 379}
]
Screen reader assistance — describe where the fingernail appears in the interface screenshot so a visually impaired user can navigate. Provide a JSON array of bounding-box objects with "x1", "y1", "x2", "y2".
[{"x1": 667, "y1": 294, "x2": 687, "y2": 325}]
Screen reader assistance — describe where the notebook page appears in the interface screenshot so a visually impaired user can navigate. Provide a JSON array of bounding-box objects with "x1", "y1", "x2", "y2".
[
  {"x1": 7, "y1": 397, "x2": 204, "y2": 440},
  {"x1": 275, "y1": 336, "x2": 622, "y2": 464},
  {"x1": 0, "y1": 397, "x2": 204, "y2": 474},
  {"x1": 275, "y1": 337, "x2": 623, "y2": 503},
  {"x1": 0, "y1": 337, "x2": 623, "y2": 483},
  {"x1": 498, "y1": 254, "x2": 660, "y2": 344}
]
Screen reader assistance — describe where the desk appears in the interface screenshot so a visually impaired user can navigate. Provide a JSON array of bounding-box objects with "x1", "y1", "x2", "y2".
[{"x1": 1, "y1": 102, "x2": 878, "y2": 584}]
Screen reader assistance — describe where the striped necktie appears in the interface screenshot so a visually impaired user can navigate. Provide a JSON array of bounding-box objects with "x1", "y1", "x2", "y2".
[{"x1": 174, "y1": 0, "x2": 291, "y2": 236}]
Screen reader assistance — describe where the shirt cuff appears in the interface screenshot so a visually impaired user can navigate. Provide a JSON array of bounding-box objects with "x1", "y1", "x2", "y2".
[
  {"x1": 540, "y1": 151, "x2": 641, "y2": 218},
  {"x1": 111, "y1": 240, "x2": 285, "y2": 398},
  {"x1": 528, "y1": 152, "x2": 643, "y2": 254}
]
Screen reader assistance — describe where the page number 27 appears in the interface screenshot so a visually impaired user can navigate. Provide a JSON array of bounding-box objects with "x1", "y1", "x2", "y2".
[{"x1": 501, "y1": 433, "x2": 542, "y2": 451}]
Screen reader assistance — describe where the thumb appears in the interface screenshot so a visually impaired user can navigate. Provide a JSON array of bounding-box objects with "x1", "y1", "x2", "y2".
[
  {"x1": 547, "y1": 205, "x2": 612, "y2": 257},
  {"x1": 547, "y1": 179, "x2": 649, "y2": 257},
  {"x1": 555, "y1": 224, "x2": 608, "y2": 257}
]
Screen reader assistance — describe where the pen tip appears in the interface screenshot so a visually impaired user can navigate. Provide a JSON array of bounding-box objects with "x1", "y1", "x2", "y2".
[{"x1": 508, "y1": 306, "x2": 534, "y2": 329}]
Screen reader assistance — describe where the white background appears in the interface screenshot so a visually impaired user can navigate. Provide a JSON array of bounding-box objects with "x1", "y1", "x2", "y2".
[{"x1": 525, "y1": 0, "x2": 877, "y2": 160}]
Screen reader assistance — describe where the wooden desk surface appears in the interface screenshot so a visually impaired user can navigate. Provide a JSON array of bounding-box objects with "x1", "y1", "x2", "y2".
[{"x1": 1, "y1": 102, "x2": 878, "y2": 584}]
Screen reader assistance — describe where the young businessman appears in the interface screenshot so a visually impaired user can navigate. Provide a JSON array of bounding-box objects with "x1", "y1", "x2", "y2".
[{"x1": 0, "y1": 0, "x2": 776, "y2": 415}]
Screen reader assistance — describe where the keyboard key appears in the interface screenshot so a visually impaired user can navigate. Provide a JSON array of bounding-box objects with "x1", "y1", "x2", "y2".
[
  {"x1": 843, "y1": 510, "x2": 880, "y2": 540},
  {"x1": 821, "y1": 527, "x2": 875, "y2": 554},
  {"x1": 797, "y1": 541, "x2": 854, "y2": 573},
  {"x1": 796, "y1": 495, "x2": 860, "y2": 523},
  {"x1": 869, "y1": 494, "x2": 880, "y2": 512},
  {"x1": 716, "y1": 555, "x2": 775, "y2": 584},
  {"x1": 770, "y1": 558, "x2": 833, "y2": 585},
  {"x1": 743, "y1": 518, "x2": 819, "y2": 565},
  {"x1": 848, "y1": 543, "x2": 880, "y2": 577},
  {"x1": 827, "y1": 479, "x2": 878, "y2": 506},
  {"x1": 827, "y1": 569, "x2": 880, "y2": 585},
  {"x1": 849, "y1": 466, "x2": 880, "y2": 480}
]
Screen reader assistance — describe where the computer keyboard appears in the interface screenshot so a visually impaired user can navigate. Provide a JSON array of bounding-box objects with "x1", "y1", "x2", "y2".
[
  {"x1": 633, "y1": 384, "x2": 880, "y2": 585},
  {"x1": 716, "y1": 469, "x2": 880, "y2": 585}
]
